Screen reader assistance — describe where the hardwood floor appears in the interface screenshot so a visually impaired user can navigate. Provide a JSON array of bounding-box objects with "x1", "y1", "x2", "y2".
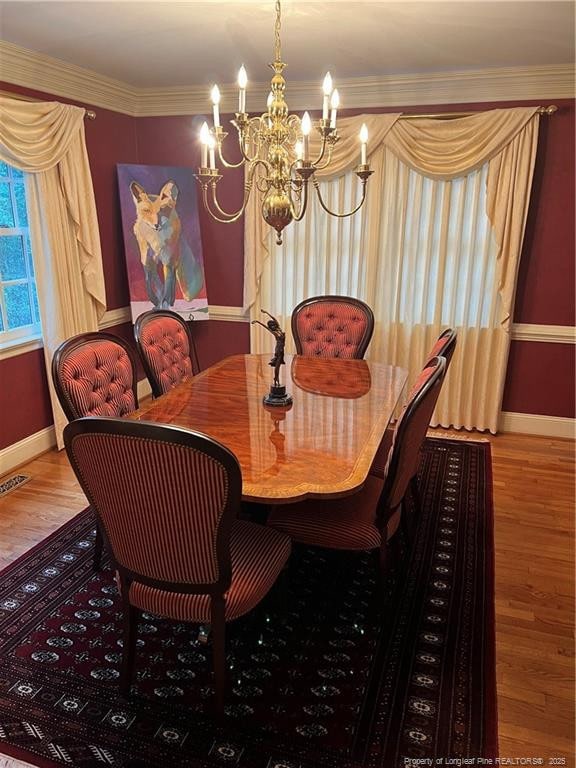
[{"x1": 0, "y1": 429, "x2": 574, "y2": 760}]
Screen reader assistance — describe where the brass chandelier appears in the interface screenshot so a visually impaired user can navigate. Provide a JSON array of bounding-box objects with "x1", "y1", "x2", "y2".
[{"x1": 195, "y1": 0, "x2": 373, "y2": 245}]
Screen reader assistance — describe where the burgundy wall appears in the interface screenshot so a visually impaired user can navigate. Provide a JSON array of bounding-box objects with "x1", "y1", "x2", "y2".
[
  {"x1": 0, "y1": 83, "x2": 573, "y2": 451},
  {"x1": 514, "y1": 105, "x2": 575, "y2": 327},
  {"x1": 502, "y1": 341, "x2": 575, "y2": 417},
  {"x1": 135, "y1": 115, "x2": 245, "y2": 308},
  {"x1": 1, "y1": 348, "x2": 53, "y2": 448}
]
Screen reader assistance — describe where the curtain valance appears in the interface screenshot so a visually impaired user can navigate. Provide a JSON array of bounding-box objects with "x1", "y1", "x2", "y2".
[
  {"x1": 0, "y1": 97, "x2": 106, "y2": 315},
  {"x1": 0, "y1": 97, "x2": 85, "y2": 171},
  {"x1": 244, "y1": 106, "x2": 540, "y2": 315},
  {"x1": 381, "y1": 106, "x2": 540, "y2": 180}
]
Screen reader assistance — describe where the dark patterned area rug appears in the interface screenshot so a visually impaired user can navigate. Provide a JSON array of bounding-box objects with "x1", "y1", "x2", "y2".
[{"x1": 0, "y1": 438, "x2": 497, "y2": 768}]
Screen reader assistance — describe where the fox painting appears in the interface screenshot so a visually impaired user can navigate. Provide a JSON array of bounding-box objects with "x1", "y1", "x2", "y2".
[{"x1": 130, "y1": 180, "x2": 203, "y2": 309}]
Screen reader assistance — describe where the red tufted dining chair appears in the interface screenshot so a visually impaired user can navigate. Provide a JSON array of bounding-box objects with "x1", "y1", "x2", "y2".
[
  {"x1": 291, "y1": 295, "x2": 374, "y2": 359},
  {"x1": 52, "y1": 331, "x2": 140, "y2": 570},
  {"x1": 64, "y1": 417, "x2": 291, "y2": 713},
  {"x1": 267, "y1": 357, "x2": 446, "y2": 580},
  {"x1": 134, "y1": 309, "x2": 199, "y2": 398},
  {"x1": 369, "y1": 328, "x2": 457, "y2": 486}
]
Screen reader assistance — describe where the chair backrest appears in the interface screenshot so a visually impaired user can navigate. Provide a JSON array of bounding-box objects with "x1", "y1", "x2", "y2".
[
  {"x1": 134, "y1": 309, "x2": 197, "y2": 398},
  {"x1": 380, "y1": 356, "x2": 447, "y2": 513},
  {"x1": 64, "y1": 417, "x2": 242, "y2": 594},
  {"x1": 52, "y1": 332, "x2": 139, "y2": 422},
  {"x1": 426, "y1": 328, "x2": 457, "y2": 370},
  {"x1": 291, "y1": 295, "x2": 374, "y2": 359}
]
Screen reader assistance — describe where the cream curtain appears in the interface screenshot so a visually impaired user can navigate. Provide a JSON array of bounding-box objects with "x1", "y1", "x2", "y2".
[
  {"x1": 243, "y1": 113, "x2": 401, "y2": 314},
  {"x1": 0, "y1": 97, "x2": 106, "y2": 446},
  {"x1": 248, "y1": 107, "x2": 540, "y2": 432}
]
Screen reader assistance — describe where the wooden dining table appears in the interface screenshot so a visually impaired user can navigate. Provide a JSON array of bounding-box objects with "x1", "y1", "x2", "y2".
[{"x1": 129, "y1": 353, "x2": 407, "y2": 504}]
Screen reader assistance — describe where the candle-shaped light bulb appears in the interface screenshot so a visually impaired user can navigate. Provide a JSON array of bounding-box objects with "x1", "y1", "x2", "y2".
[
  {"x1": 238, "y1": 65, "x2": 248, "y2": 89},
  {"x1": 330, "y1": 89, "x2": 339, "y2": 129},
  {"x1": 301, "y1": 111, "x2": 312, "y2": 160},
  {"x1": 322, "y1": 72, "x2": 333, "y2": 120},
  {"x1": 238, "y1": 65, "x2": 247, "y2": 113},
  {"x1": 199, "y1": 121, "x2": 210, "y2": 168},
  {"x1": 295, "y1": 141, "x2": 303, "y2": 161},
  {"x1": 359, "y1": 123, "x2": 368, "y2": 165},
  {"x1": 208, "y1": 135, "x2": 216, "y2": 169},
  {"x1": 267, "y1": 91, "x2": 274, "y2": 111},
  {"x1": 211, "y1": 84, "x2": 221, "y2": 127}
]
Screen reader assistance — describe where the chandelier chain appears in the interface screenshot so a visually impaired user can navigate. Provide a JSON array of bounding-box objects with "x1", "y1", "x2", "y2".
[{"x1": 274, "y1": 0, "x2": 282, "y2": 62}]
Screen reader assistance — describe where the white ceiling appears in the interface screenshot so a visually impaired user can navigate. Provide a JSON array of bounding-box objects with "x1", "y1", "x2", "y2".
[{"x1": 0, "y1": 1, "x2": 574, "y2": 89}]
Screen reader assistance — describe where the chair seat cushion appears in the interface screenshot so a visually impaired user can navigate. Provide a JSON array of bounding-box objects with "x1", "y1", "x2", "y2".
[
  {"x1": 129, "y1": 520, "x2": 291, "y2": 623},
  {"x1": 267, "y1": 474, "x2": 384, "y2": 550}
]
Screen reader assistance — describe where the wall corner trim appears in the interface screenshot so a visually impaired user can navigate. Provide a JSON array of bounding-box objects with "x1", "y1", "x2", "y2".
[{"x1": 500, "y1": 411, "x2": 575, "y2": 439}]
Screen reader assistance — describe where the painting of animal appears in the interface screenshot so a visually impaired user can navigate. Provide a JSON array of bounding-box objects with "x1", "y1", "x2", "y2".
[{"x1": 117, "y1": 164, "x2": 208, "y2": 321}]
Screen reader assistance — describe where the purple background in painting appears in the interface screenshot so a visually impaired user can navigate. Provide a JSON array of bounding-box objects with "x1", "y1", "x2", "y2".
[{"x1": 116, "y1": 163, "x2": 207, "y2": 302}]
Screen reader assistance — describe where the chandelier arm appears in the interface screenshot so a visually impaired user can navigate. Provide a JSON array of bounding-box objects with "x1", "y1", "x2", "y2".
[
  {"x1": 290, "y1": 179, "x2": 310, "y2": 222},
  {"x1": 206, "y1": 159, "x2": 271, "y2": 221},
  {"x1": 256, "y1": 176, "x2": 272, "y2": 194},
  {"x1": 240, "y1": 119, "x2": 266, "y2": 164},
  {"x1": 310, "y1": 132, "x2": 330, "y2": 167},
  {"x1": 200, "y1": 183, "x2": 247, "y2": 223},
  {"x1": 312, "y1": 177, "x2": 369, "y2": 219},
  {"x1": 313, "y1": 145, "x2": 336, "y2": 172},
  {"x1": 230, "y1": 117, "x2": 268, "y2": 165},
  {"x1": 216, "y1": 140, "x2": 246, "y2": 169}
]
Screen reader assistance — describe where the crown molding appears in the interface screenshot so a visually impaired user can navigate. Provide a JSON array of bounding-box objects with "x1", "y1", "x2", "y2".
[
  {"x1": 0, "y1": 41, "x2": 138, "y2": 115},
  {"x1": 1, "y1": 41, "x2": 573, "y2": 118}
]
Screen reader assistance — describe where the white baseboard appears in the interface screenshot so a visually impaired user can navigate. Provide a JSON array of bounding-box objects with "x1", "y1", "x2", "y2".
[
  {"x1": 0, "y1": 425, "x2": 57, "y2": 477},
  {"x1": 500, "y1": 411, "x2": 575, "y2": 439}
]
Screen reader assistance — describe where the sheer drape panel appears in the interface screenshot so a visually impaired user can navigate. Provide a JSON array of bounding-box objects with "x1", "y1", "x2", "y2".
[
  {"x1": 0, "y1": 97, "x2": 106, "y2": 446},
  {"x1": 253, "y1": 171, "x2": 369, "y2": 354},
  {"x1": 249, "y1": 108, "x2": 540, "y2": 432},
  {"x1": 243, "y1": 113, "x2": 401, "y2": 315},
  {"x1": 369, "y1": 155, "x2": 506, "y2": 431}
]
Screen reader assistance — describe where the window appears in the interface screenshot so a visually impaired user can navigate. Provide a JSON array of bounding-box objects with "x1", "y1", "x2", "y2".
[{"x1": 0, "y1": 161, "x2": 41, "y2": 348}]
